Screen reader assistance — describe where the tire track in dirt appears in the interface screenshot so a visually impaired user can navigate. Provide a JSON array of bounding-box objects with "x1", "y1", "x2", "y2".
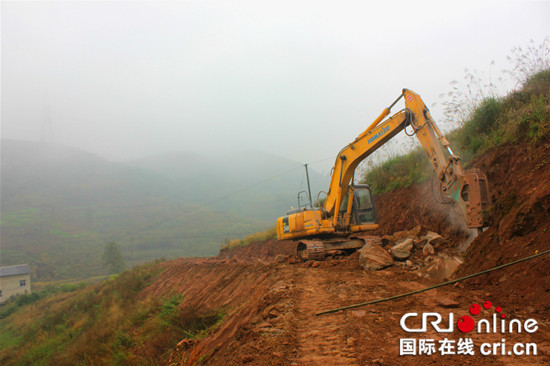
[{"x1": 290, "y1": 267, "x2": 360, "y2": 365}]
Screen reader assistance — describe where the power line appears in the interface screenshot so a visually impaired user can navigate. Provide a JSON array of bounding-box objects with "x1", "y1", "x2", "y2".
[
  {"x1": 308, "y1": 156, "x2": 334, "y2": 165},
  {"x1": 203, "y1": 165, "x2": 304, "y2": 206},
  {"x1": 201, "y1": 156, "x2": 335, "y2": 207},
  {"x1": 124, "y1": 158, "x2": 336, "y2": 241},
  {"x1": 316, "y1": 249, "x2": 550, "y2": 316}
]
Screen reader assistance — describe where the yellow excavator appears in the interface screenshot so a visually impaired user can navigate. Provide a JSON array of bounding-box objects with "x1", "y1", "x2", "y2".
[{"x1": 276, "y1": 89, "x2": 490, "y2": 260}]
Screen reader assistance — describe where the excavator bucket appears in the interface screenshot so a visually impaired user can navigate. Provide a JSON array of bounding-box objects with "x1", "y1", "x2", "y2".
[{"x1": 460, "y1": 169, "x2": 491, "y2": 228}]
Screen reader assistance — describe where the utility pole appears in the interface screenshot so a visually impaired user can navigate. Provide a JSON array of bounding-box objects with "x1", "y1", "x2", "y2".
[{"x1": 304, "y1": 164, "x2": 313, "y2": 208}]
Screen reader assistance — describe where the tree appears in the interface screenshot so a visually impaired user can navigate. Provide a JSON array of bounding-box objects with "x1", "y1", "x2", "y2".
[{"x1": 102, "y1": 241, "x2": 125, "y2": 274}]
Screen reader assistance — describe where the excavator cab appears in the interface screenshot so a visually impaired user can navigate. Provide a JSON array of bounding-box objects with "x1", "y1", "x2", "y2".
[{"x1": 339, "y1": 184, "x2": 377, "y2": 226}]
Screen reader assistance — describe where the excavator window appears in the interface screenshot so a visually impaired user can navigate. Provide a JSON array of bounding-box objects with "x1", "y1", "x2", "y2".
[{"x1": 352, "y1": 185, "x2": 376, "y2": 224}]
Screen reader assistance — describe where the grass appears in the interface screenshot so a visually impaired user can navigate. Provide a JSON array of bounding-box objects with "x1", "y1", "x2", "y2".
[
  {"x1": 360, "y1": 148, "x2": 433, "y2": 194},
  {"x1": 220, "y1": 226, "x2": 277, "y2": 250},
  {"x1": 0, "y1": 208, "x2": 41, "y2": 227},
  {"x1": 1, "y1": 201, "x2": 268, "y2": 283},
  {"x1": 0, "y1": 282, "x2": 87, "y2": 320},
  {"x1": 0, "y1": 261, "x2": 226, "y2": 365},
  {"x1": 448, "y1": 69, "x2": 550, "y2": 156}
]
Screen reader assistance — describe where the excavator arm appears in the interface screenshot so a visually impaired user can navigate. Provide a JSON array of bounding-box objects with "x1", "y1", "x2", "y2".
[
  {"x1": 323, "y1": 89, "x2": 489, "y2": 229},
  {"x1": 401, "y1": 89, "x2": 489, "y2": 227},
  {"x1": 323, "y1": 107, "x2": 408, "y2": 220}
]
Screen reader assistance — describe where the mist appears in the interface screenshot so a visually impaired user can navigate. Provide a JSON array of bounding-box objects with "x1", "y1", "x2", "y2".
[{"x1": 2, "y1": 1, "x2": 549, "y2": 173}]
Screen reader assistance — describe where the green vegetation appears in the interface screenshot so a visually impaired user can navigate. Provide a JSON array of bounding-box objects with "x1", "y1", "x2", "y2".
[
  {"x1": 448, "y1": 68, "x2": 550, "y2": 159},
  {"x1": 361, "y1": 148, "x2": 433, "y2": 194},
  {"x1": 361, "y1": 68, "x2": 550, "y2": 193},
  {"x1": 102, "y1": 241, "x2": 125, "y2": 274},
  {"x1": 0, "y1": 283, "x2": 86, "y2": 320},
  {"x1": 0, "y1": 262, "x2": 224, "y2": 365},
  {"x1": 0, "y1": 209, "x2": 41, "y2": 227},
  {"x1": 158, "y1": 294, "x2": 224, "y2": 340},
  {"x1": 1, "y1": 141, "x2": 309, "y2": 282},
  {"x1": 221, "y1": 226, "x2": 277, "y2": 250},
  {"x1": 0, "y1": 200, "x2": 268, "y2": 282}
]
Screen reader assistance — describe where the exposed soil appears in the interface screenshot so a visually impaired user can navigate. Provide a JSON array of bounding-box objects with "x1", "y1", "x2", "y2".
[
  {"x1": 457, "y1": 141, "x2": 550, "y2": 314},
  {"x1": 135, "y1": 139, "x2": 550, "y2": 365}
]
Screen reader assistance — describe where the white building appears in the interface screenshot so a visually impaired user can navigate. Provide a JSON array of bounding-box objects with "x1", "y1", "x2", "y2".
[{"x1": 0, "y1": 264, "x2": 32, "y2": 304}]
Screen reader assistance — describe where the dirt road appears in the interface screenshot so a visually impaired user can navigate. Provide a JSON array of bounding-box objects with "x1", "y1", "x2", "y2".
[{"x1": 155, "y1": 255, "x2": 549, "y2": 365}]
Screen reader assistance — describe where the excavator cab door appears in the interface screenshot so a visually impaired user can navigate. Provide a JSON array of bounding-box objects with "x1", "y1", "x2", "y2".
[{"x1": 351, "y1": 184, "x2": 376, "y2": 225}]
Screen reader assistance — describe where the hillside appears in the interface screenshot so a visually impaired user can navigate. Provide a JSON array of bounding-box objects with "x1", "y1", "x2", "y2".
[
  {"x1": 2, "y1": 132, "x2": 549, "y2": 364},
  {"x1": 1, "y1": 71, "x2": 549, "y2": 365},
  {"x1": 1, "y1": 141, "x2": 326, "y2": 281}
]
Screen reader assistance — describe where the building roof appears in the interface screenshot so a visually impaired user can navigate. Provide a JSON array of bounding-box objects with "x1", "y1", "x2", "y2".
[{"x1": 0, "y1": 264, "x2": 31, "y2": 277}]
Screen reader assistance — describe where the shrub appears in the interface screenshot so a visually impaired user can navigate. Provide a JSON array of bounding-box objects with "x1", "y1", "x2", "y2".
[
  {"x1": 360, "y1": 148, "x2": 432, "y2": 194},
  {"x1": 221, "y1": 226, "x2": 276, "y2": 250}
]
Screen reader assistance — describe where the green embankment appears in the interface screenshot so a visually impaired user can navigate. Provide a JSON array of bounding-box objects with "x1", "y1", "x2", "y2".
[
  {"x1": 221, "y1": 226, "x2": 277, "y2": 251},
  {"x1": 0, "y1": 262, "x2": 224, "y2": 365}
]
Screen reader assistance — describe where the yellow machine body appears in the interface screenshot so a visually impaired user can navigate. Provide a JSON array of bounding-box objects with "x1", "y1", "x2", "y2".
[{"x1": 276, "y1": 89, "x2": 490, "y2": 260}]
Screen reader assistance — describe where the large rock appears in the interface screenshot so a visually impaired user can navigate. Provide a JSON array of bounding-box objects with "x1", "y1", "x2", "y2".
[
  {"x1": 389, "y1": 236, "x2": 414, "y2": 260},
  {"x1": 422, "y1": 253, "x2": 464, "y2": 281},
  {"x1": 422, "y1": 243, "x2": 435, "y2": 256},
  {"x1": 422, "y1": 231, "x2": 448, "y2": 246},
  {"x1": 392, "y1": 237, "x2": 414, "y2": 252},
  {"x1": 358, "y1": 242, "x2": 394, "y2": 270},
  {"x1": 407, "y1": 225, "x2": 428, "y2": 238},
  {"x1": 390, "y1": 248, "x2": 411, "y2": 261}
]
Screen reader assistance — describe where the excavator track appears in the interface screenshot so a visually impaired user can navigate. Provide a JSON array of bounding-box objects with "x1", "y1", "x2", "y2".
[
  {"x1": 297, "y1": 240, "x2": 326, "y2": 261},
  {"x1": 297, "y1": 236, "x2": 376, "y2": 261}
]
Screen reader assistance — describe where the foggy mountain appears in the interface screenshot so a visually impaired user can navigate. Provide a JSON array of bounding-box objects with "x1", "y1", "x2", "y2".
[
  {"x1": 127, "y1": 149, "x2": 330, "y2": 220},
  {"x1": 0, "y1": 139, "x2": 328, "y2": 281},
  {"x1": 1, "y1": 140, "x2": 173, "y2": 210},
  {"x1": 2, "y1": 139, "x2": 329, "y2": 219}
]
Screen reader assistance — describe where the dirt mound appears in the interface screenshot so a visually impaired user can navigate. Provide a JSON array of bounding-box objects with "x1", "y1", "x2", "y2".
[
  {"x1": 456, "y1": 141, "x2": 550, "y2": 313},
  {"x1": 372, "y1": 139, "x2": 550, "y2": 312},
  {"x1": 218, "y1": 239, "x2": 297, "y2": 260},
  {"x1": 372, "y1": 182, "x2": 473, "y2": 245},
  {"x1": 136, "y1": 257, "x2": 292, "y2": 364}
]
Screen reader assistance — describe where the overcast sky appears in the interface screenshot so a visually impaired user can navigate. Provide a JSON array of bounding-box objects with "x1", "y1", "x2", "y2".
[{"x1": 2, "y1": 1, "x2": 548, "y2": 173}]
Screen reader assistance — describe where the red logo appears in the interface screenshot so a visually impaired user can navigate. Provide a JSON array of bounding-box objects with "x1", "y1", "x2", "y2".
[{"x1": 457, "y1": 300, "x2": 513, "y2": 333}]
